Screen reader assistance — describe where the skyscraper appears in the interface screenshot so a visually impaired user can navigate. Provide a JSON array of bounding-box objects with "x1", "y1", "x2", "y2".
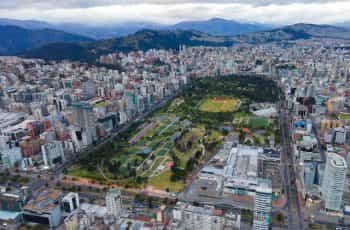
[
  {"x1": 321, "y1": 152, "x2": 347, "y2": 212},
  {"x1": 71, "y1": 102, "x2": 97, "y2": 146},
  {"x1": 106, "y1": 188, "x2": 122, "y2": 218},
  {"x1": 253, "y1": 179, "x2": 272, "y2": 230}
]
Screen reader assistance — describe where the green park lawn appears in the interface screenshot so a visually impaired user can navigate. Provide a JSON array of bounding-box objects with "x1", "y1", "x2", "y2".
[
  {"x1": 233, "y1": 114, "x2": 270, "y2": 130},
  {"x1": 339, "y1": 113, "x2": 350, "y2": 123},
  {"x1": 67, "y1": 166, "x2": 105, "y2": 181},
  {"x1": 199, "y1": 97, "x2": 239, "y2": 112},
  {"x1": 148, "y1": 171, "x2": 184, "y2": 192},
  {"x1": 248, "y1": 117, "x2": 270, "y2": 129}
]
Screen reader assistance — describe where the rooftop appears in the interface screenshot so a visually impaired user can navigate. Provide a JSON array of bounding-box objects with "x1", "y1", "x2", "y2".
[
  {"x1": 224, "y1": 145, "x2": 263, "y2": 182},
  {"x1": 23, "y1": 189, "x2": 62, "y2": 213},
  {"x1": 0, "y1": 210, "x2": 21, "y2": 221}
]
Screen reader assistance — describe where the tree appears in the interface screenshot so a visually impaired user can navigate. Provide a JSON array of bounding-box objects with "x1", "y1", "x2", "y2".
[
  {"x1": 147, "y1": 196, "x2": 153, "y2": 208},
  {"x1": 185, "y1": 157, "x2": 197, "y2": 173},
  {"x1": 170, "y1": 166, "x2": 185, "y2": 181},
  {"x1": 195, "y1": 150, "x2": 202, "y2": 159}
]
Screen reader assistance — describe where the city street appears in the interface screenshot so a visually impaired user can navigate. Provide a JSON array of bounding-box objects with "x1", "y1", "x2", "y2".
[{"x1": 279, "y1": 96, "x2": 305, "y2": 230}]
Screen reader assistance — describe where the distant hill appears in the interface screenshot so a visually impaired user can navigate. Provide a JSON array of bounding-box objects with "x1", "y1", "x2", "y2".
[
  {"x1": 170, "y1": 18, "x2": 271, "y2": 36},
  {"x1": 286, "y1": 23, "x2": 350, "y2": 39},
  {"x1": 57, "y1": 22, "x2": 165, "y2": 39},
  {"x1": 23, "y1": 30, "x2": 235, "y2": 61},
  {"x1": 0, "y1": 17, "x2": 270, "y2": 39},
  {"x1": 22, "y1": 23, "x2": 350, "y2": 62},
  {"x1": 0, "y1": 25, "x2": 93, "y2": 55},
  {"x1": 233, "y1": 23, "x2": 350, "y2": 44},
  {"x1": 0, "y1": 18, "x2": 53, "y2": 30}
]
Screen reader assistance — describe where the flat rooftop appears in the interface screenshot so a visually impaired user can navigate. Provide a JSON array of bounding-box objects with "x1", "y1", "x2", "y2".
[
  {"x1": 23, "y1": 189, "x2": 61, "y2": 213},
  {"x1": 0, "y1": 112, "x2": 26, "y2": 130},
  {"x1": 224, "y1": 145, "x2": 263, "y2": 181}
]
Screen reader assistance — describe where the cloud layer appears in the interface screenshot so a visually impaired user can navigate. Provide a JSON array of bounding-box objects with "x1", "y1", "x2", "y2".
[{"x1": 0, "y1": 0, "x2": 349, "y2": 25}]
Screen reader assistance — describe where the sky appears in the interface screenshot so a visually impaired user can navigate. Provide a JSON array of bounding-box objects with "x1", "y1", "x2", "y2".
[{"x1": 0, "y1": 0, "x2": 349, "y2": 26}]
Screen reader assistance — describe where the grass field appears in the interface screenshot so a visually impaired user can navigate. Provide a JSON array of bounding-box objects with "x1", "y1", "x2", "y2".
[
  {"x1": 199, "y1": 96, "x2": 239, "y2": 113},
  {"x1": 148, "y1": 171, "x2": 184, "y2": 192},
  {"x1": 339, "y1": 113, "x2": 350, "y2": 124},
  {"x1": 233, "y1": 115, "x2": 270, "y2": 130}
]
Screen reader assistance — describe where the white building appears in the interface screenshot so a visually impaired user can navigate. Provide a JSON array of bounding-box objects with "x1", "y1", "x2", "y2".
[
  {"x1": 62, "y1": 192, "x2": 80, "y2": 213},
  {"x1": 321, "y1": 152, "x2": 347, "y2": 212},
  {"x1": 105, "y1": 188, "x2": 122, "y2": 218},
  {"x1": 334, "y1": 127, "x2": 346, "y2": 145},
  {"x1": 0, "y1": 147, "x2": 22, "y2": 169},
  {"x1": 324, "y1": 129, "x2": 334, "y2": 144},
  {"x1": 41, "y1": 141, "x2": 65, "y2": 167},
  {"x1": 171, "y1": 201, "x2": 240, "y2": 230},
  {"x1": 71, "y1": 102, "x2": 97, "y2": 147},
  {"x1": 253, "y1": 179, "x2": 272, "y2": 230},
  {"x1": 223, "y1": 145, "x2": 263, "y2": 196}
]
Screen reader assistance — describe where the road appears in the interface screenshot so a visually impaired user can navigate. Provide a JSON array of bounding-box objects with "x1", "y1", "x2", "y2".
[
  {"x1": 56, "y1": 93, "x2": 178, "y2": 173},
  {"x1": 8, "y1": 94, "x2": 179, "y2": 199},
  {"x1": 279, "y1": 95, "x2": 305, "y2": 230}
]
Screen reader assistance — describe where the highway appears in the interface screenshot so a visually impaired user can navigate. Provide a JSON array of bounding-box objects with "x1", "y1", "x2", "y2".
[
  {"x1": 279, "y1": 96, "x2": 305, "y2": 230},
  {"x1": 7, "y1": 93, "x2": 179, "y2": 200},
  {"x1": 57, "y1": 93, "x2": 178, "y2": 173}
]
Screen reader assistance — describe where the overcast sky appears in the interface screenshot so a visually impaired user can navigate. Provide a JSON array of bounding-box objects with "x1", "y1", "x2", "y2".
[{"x1": 0, "y1": 0, "x2": 349, "y2": 25}]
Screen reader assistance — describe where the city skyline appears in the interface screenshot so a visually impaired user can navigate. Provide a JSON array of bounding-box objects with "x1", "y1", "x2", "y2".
[{"x1": 1, "y1": 1, "x2": 350, "y2": 229}]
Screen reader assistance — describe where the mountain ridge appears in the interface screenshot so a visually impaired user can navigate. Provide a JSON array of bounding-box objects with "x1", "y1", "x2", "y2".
[
  {"x1": 0, "y1": 17, "x2": 270, "y2": 39},
  {"x1": 17, "y1": 23, "x2": 350, "y2": 62},
  {"x1": 170, "y1": 18, "x2": 271, "y2": 36},
  {"x1": 0, "y1": 25, "x2": 93, "y2": 55}
]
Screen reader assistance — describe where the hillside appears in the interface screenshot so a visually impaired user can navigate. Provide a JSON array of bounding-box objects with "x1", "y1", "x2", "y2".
[
  {"x1": 0, "y1": 17, "x2": 270, "y2": 38},
  {"x1": 23, "y1": 30, "x2": 235, "y2": 61},
  {"x1": 234, "y1": 23, "x2": 350, "y2": 44},
  {"x1": 0, "y1": 18, "x2": 52, "y2": 30},
  {"x1": 22, "y1": 23, "x2": 350, "y2": 62},
  {"x1": 171, "y1": 18, "x2": 270, "y2": 36},
  {"x1": 0, "y1": 25, "x2": 93, "y2": 55}
]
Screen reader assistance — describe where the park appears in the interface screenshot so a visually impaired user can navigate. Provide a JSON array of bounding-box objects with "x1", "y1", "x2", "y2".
[
  {"x1": 66, "y1": 74, "x2": 280, "y2": 192},
  {"x1": 199, "y1": 96, "x2": 240, "y2": 113}
]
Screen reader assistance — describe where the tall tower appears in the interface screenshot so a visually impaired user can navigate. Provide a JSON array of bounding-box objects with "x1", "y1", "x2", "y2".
[
  {"x1": 321, "y1": 152, "x2": 347, "y2": 212},
  {"x1": 106, "y1": 188, "x2": 122, "y2": 218},
  {"x1": 71, "y1": 102, "x2": 97, "y2": 145},
  {"x1": 253, "y1": 179, "x2": 272, "y2": 230}
]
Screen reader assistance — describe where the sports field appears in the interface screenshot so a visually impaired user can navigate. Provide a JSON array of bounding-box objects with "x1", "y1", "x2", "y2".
[
  {"x1": 199, "y1": 96, "x2": 239, "y2": 112},
  {"x1": 233, "y1": 115, "x2": 270, "y2": 129},
  {"x1": 339, "y1": 113, "x2": 350, "y2": 124}
]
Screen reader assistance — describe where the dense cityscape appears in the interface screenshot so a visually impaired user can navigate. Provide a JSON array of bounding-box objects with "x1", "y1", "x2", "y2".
[
  {"x1": 1, "y1": 1, "x2": 350, "y2": 229},
  {"x1": 0, "y1": 37, "x2": 349, "y2": 229}
]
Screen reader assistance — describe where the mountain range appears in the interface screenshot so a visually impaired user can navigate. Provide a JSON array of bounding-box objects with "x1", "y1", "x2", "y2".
[
  {"x1": 0, "y1": 18, "x2": 270, "y2": 39},
  {"x1": 0, "y1": 25, "x2": 93, "y2": 55},
  {"x1": 21, "y1": 23, "x2": 350, "y2": 62},
  {"x1": 0, "y1": 17, "x2": 350, "y2": 62},
  {"x1": 0, "y1": 17, "x2": 272, "y2": 56},
  {"x1": 169, "y1": 18, "x2": 271, "y2": 36},
  {"x1": 22, "y1": 30, "x2": 235, "y2": 62}
]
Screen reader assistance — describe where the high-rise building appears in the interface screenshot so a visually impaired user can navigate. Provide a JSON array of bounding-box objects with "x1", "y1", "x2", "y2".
[
  {"x1": 105, "y1": 188, "x2": 122, "y2": 218},
  {"x1": 41, "y1": 141, "x2": 65, "y2": 167},
  {"x1": 321, "y1": 152, "x2": 347, "y2": 212},
  {"x1": 62, "y1": 192, "x2": 80, "y2": 213},
  {"x1": 303, "y1": 162, "x2": 316, "y2": 185},
  {"x1": 1, "y1": 147, "x2": 22, "y2": 169},
  {"x1": 253, "y1": 179, "x2": 272, "y2": 230},
  {"x1": 71, "y1": 102, "x2": 97, "y2": 146}
]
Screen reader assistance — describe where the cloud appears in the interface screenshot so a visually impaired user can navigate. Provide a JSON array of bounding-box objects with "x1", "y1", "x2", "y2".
[
  {"x1": 0, "y1": 1, "x2": 349, "y2": 25},
  {"x1": 0, "y1": 0, "x2": 348, "y2": 9}
]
